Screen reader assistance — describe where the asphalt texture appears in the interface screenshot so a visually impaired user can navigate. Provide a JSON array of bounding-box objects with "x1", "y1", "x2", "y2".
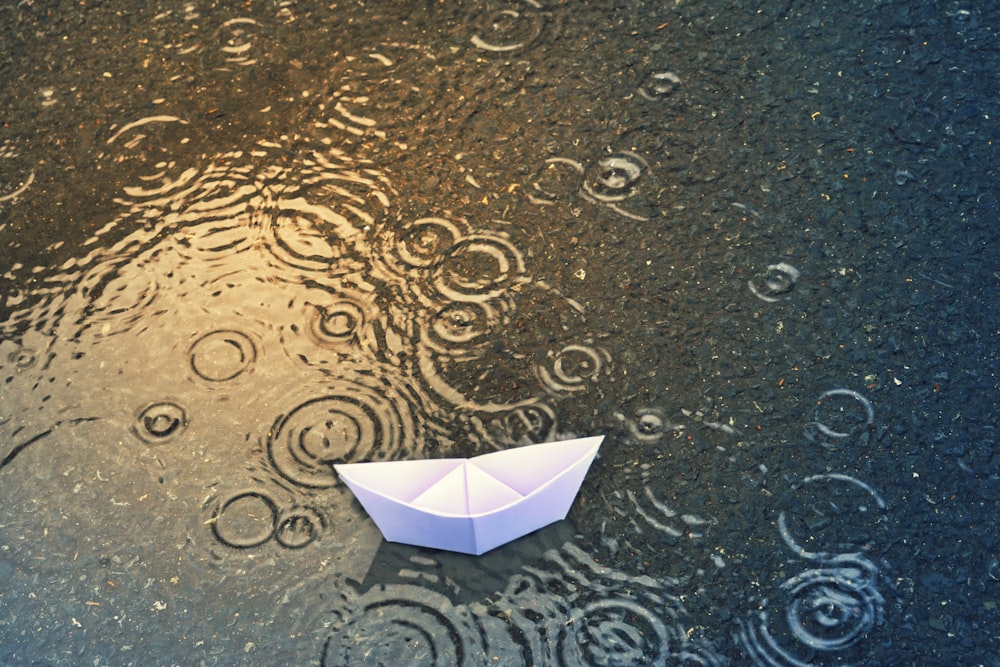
[{"x1": 1, "y1": 1, "x2": 997, "y2": 664}]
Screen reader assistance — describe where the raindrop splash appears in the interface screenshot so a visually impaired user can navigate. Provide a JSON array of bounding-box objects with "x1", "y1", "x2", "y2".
[
  {"x1": 536, "y1": 343, "x2": 610, "y2": 396},
  {"x1": 274, "y1": 506, "x2": 326, "y2": 549},
  {"x1": 216, "y1": 18, "x2": 264, "y2": 67},
  {"x1": 133, "y1": 401, "x2": 188, "y2": 444},
  {"x1": 637, "y1": 71, "x2": 682, "y2": 101},
  {"x1": 266, "y1": 374, "x2": 423, "y2": 489},
  {"x1": 748, "y1": 263, "x2": 800, "y2": 303},
  {"x1": 582, "y1": 152, "x2": 647, "y2": 203}
]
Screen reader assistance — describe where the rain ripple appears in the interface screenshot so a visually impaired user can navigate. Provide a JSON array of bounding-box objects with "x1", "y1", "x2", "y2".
[
  {"x1": 468, "y1": 0, "x2": 549, "y2": 54},
  {"x1": 512, "y1": 543, "x2": 722, "y2": 665},
  {"x1": 207, "y1": 484, "x2": 329, "y2": 552},
  {"x1": 618, "y1": 407, "x2": 684, "y2": 444},
  {"x1": 482, "y1": 403, "x2": 559, "y2": 447},
  {"x1": 782, "y1": 556, "x2": 884, "y2": 652},
  {"x1": 0, "y1": 139, "x2": 35, "y2": 205},
  {"x1": 423, "y1": 300, "x2": 506, "y2": 362},
  {"x1": 216, "y1": 18, "x2": 264, "y2": 67},
  {"x1": 294, "y1": 282, "x2": 388, "y2": 362},
  {"x1": 433, "y1": 233, "x2": 529, "y2": 303},
  {"x1": 133, "y1": 401, "x2": 188, "y2": 444},
  {"x1": 384, "y1": 217, "x2": 466, "y2": 273},
  {"x1": 528, "y1": 150, "x2": 661, "y2": 221},
  {"x1": 265, "y1": 370, "x2": 430, "y2": 489},
  {"x1": 535, "y1": 342, "x2": 611, "y2": 396},
  {"x1": 371, "y1": 215, "x2": 530, "y2": 308},
  {"x1": 637, "y1": 71, "x2": 683, "y2": 101},
  {"x1": 735, "y1": 553, "x2": 885, "y2": 665},
  {"x1": 803, "y1": 389, "x2": 876, "y2": 450},
  {"x1": 321, "y1": 584, "x2": 488, "y2": 667},
  {"x1": 310, "y1": 44, "x2": 448, "y2": 140},
  {"x1": 528, "y1": 157, "x2": 585, "y2": 205},
  {"x1": 188, "y1": 329, "x2": 258, "y2": 384},
  {"x1": 581, "y1": 152, "x2": 648, "y2": 207},
  {"x1": 211, "y1": 490, "x2": 279, "y2": 549},
  {"x1": 748, "y1": 263, "x2": 800, "y2": 303},
  {"x1": 735, "y1": 473, "x2": 888, "y2": 664},
  {"x1": 2, "y1": 78, "x2": 618, "y2": 650},
  {"x1": 104, "y1": 115, "x2": 196, "y2": 202},
  {"x1": 321, "y1": 543, "x2": 724, "y2": 666}
]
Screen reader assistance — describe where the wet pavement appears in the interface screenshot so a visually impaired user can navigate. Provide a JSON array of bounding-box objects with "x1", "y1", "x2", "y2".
[{"x1": 1, "y1": 1, "x2": 998, "y2": 664}]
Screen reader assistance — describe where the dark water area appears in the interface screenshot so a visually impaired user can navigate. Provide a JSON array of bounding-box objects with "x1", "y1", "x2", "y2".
[{"x1": 1, "y1": 1, "x2": 997, "y2": 664}]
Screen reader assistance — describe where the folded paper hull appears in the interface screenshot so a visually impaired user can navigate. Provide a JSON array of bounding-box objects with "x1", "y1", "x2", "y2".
[{"x1": 334, "y1": 435, "x2": 603, "y2": 555}]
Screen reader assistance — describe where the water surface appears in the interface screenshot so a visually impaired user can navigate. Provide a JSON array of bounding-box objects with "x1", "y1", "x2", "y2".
[{"x1": 1, "y1": 1, "x2": 997, "y2": 664}]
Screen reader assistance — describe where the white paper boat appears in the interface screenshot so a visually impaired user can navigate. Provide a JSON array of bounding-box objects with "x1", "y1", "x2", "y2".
[{"x1": 334, "y1": 435, "x2": 603, "y2": 555}]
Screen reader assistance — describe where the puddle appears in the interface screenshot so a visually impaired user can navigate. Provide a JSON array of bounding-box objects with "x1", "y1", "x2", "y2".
[{"x1": 1, "y1": 0, "x2": 997, "y2": 664}]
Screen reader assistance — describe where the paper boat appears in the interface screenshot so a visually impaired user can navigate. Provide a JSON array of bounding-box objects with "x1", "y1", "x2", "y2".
[{"x1": 334, "y1": 435, "x2": 603, "y2": 555}]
